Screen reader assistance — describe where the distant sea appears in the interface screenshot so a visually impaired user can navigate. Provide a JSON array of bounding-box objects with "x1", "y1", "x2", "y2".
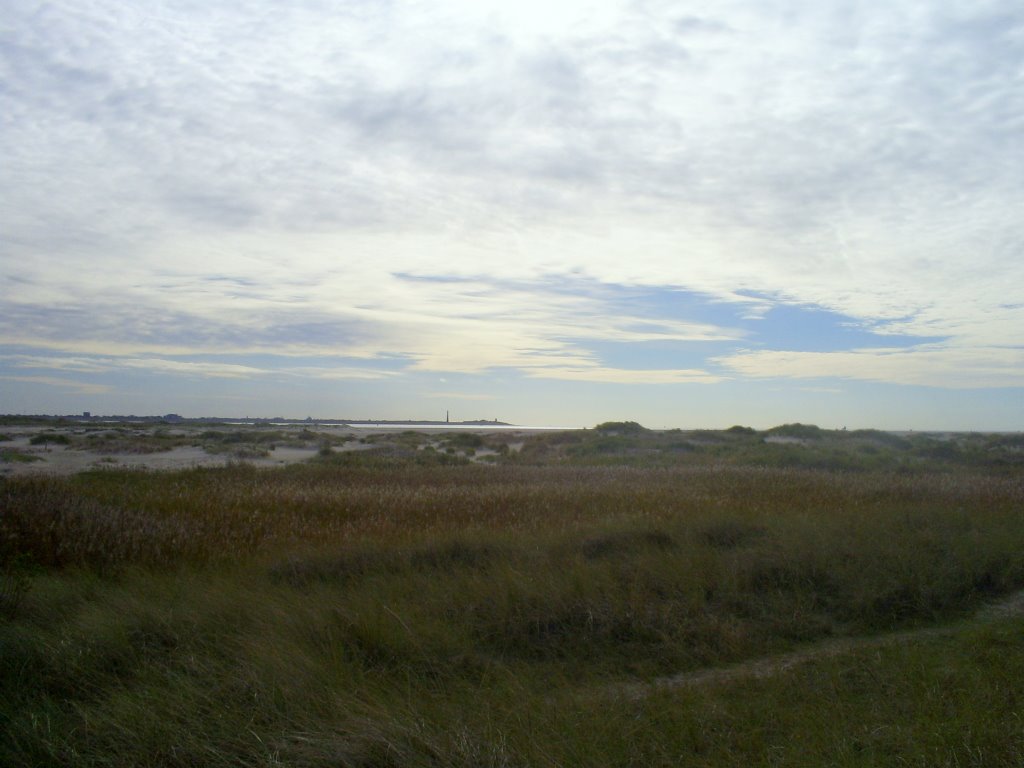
[
  {"x1": 268, "y1": 423, "x2": 581, "y2": 430},
  {"x1": 223, "y1": 422, "x2": 578, "y2": 431},
  {"x1": 346, "y1": 423, "x2": 576, "y2": 431}
]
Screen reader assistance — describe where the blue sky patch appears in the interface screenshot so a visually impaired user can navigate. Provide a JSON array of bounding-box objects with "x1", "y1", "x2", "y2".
[{"x1": 744, "y1": 303, "x2": 945, "y2": 353}]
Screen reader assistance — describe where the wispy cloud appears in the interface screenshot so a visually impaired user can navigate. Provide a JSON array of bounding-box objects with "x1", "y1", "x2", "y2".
[
  {"x1": 718, "y1": 344, "x2": 1024, "y2": 389},
  {"x1": 424, "y1": 391, "x2": 498, "y2": 401},
  {"x1": 1, "y1": 354, "x2": 401, "y2": 382},
  {"x1": 284, "y1": 366, "x2": 401, "y2": 381},
  {"x1": 2, "y1": 354, "x2": 265, "y2": 379},
  {"x1": 1, "y1": 0, "x2": 1021, "y2": 424},
  {"x1": 524, "y1": 366, "x2": 723, "y2": 385},
  {"x1": 0, "y1": 375, "x2": 112, "y2": 395}
]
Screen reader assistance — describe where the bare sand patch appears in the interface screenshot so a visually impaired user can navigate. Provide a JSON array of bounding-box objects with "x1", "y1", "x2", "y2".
[
  {"x1": 0, "y1": 423, "x2": 546, "y2": 475},
  {"x1": 0, "y1": 427, "x2": 325, "y2": 476}
]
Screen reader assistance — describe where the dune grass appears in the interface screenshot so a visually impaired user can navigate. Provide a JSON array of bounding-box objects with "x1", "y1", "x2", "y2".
[
  {"x1": 0, "y1": 450, "x2": 42, "y2": 464},
  {"x1": 2, "y1": 452, "x2": 1024, "y2": 765}
]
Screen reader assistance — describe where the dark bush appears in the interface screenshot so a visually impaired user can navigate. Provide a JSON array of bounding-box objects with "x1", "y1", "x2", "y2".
[
  {"x1": 594, "y1": 421, "x2": 649, "y2": 435},
  {"x1": 29, "y1": 433, "x2": 70, "y2": 446}
]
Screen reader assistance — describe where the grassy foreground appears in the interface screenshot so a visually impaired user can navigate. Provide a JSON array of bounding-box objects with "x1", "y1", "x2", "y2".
[{"x1": 3, "y1": 436, "x2": 1024, "y2": 765}]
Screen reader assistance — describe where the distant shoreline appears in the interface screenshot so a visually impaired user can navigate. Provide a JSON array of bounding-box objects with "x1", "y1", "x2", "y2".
[{"x1": 0, "y1": 414, "x2": 519, "y2": 428}]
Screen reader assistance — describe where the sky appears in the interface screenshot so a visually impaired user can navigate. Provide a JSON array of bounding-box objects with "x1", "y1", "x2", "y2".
[{"x1": 2, "y1": 0, "x2": 1023, "y2": 430}]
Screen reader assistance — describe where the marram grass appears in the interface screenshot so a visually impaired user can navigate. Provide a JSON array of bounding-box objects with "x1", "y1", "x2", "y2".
[{"x1": 2, "y1": 459, "x2": 1024, "y2": 766}]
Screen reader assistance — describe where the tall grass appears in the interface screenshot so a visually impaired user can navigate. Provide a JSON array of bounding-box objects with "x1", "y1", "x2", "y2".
[{"x1": 3, "y1": 459, "x2": 1024, "y2": 765}]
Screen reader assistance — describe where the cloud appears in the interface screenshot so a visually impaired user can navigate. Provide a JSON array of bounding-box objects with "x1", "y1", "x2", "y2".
[
  {"x1": 2, "y1": 354, "x2": 264, "y2": 379},
  {"x1": 424, "y1": 391, "x2": 497, "y2": 400},
  {"x1": 1, "y1": 271, "x2": 743, "y2": 382},
  {"x1": 523, "y1": 366, "x2": 722, "y2": 385},
  {"x1": 284, "y1": 366, "x2": 400, "y2": 381},
  {"x1": 0, "y1": 354, "x2": 398, "y2": 382},
  {"x1": 1, "y1": 0, "x2": 1021, "y2": 418},
  {"x1": 717, "y1": 344, "x2": 1024, "y2": 389},
  {"x1": 0, "y1": 375, "x2": 112, "y2": 395}
]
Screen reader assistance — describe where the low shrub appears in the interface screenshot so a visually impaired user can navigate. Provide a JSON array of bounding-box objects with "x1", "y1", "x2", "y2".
[{"x1": 28, "y1": 433, "x2": 70, "y2": 446}]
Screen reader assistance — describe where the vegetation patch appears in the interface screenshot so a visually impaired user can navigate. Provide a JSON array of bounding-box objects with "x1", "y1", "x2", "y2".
[
  {"x1": 0, "y1": 450, "x2": 42, "y2": 464},
  {"x1": 594, "y1": 420, "x2": 649, "y2": 435},
  {"x1": 313, "y1": 445, "x2": 470, "y2": 468},
  {"x1": 2, "y1": 423, "x2": 1024, "y2": 765},
  {"x1": 577, "y1": 528, "x2": 676, "y2": 559},
  {"x1": 28, "y1": 433, "x2": 70, "y2": 446},
  {"x1": 700, "y1": 519, "x2": 767, "y2": 549},
  {"x1": 765, "y1": 423, "x2": 827, "y2": 440}
]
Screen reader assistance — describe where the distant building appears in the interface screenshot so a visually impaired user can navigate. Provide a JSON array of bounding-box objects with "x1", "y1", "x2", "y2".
[{"x1": 83, "y1": 411, "x2": 91, "y2": 418}]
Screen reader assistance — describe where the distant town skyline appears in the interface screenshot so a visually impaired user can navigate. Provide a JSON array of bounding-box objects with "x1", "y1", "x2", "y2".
[{"x1": 2, "y1": 1, "x2": 1022, "y2": 430}]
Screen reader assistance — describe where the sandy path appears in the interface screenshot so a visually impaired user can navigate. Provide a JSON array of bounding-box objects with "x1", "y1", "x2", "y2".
[{"x1": 611, "y1": 590, "x2": 1024, "y2": 700}]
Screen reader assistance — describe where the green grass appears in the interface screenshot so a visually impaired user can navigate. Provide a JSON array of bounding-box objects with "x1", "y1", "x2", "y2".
[
  {"x1": 0, "y1": 450, "x2": 42, "y2": 464},
  {"x1": 2, "y1": 437, "x2": 1024, "y2": 766},
  {"x1": 538, "y1": 617, "x2": 1024, "y2": 767},
  {"x1": 511, "y1": 423, "x2": 1024, "y2": 473},
  {"x1": 28, "y1": 433, "x2": 71, "y2": 447}
]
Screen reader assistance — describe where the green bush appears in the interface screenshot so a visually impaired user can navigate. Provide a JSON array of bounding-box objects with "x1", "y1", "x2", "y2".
[
  {"x1": 725, "y1": 425, "x2": 757, "y2": 435},
  {"x1": 764, "y1": 423, "x2": 826, "y2": 439},
  {"x1": 594, "y1": 420, "x2": 649, "y2": 435},
  {"x1": 0, "y1": 451, "x2": 42, "y2": 464},
  {"x1": 28, "y1": 433, "x2": 70, "y2": 446}
]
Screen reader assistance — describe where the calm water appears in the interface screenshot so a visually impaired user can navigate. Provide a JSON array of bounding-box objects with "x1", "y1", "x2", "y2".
[
  {"x1": 346, "y1": 423, "x2": 577, "y2": 431},
  {"x1": 221, "y1": 422, "x2": 581, "y2": 430}
]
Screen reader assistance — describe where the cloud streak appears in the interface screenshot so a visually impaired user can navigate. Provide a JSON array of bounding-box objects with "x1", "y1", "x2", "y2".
[
  {"x1": 1, "y1": 0, "x2": 1022, "y2": 424},
  {"x1": 1, "y1": 354, "x2": 401, "y2": 383},
  {"x1": 0, "y1": 375, "x2": 112, "y2": 396},
  {"x1": 718, "y1": 344, "x2": 1024, "y2": 389}
]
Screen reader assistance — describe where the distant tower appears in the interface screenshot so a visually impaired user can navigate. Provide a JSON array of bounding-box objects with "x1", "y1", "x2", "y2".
[{"x1": 446, "y1": 410, "x2": 449, "y2": 424}]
